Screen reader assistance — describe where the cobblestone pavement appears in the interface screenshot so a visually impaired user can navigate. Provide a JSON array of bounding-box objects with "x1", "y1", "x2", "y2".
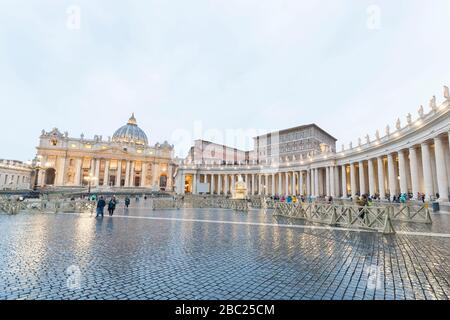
[{"x1": 0, "y1": 200, "x2": 449, "y2": 300}]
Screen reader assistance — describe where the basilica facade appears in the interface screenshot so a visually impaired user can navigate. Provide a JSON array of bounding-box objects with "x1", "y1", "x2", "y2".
[{"x1": 35, "y1": 114, "x2": 176, "y2": 192}]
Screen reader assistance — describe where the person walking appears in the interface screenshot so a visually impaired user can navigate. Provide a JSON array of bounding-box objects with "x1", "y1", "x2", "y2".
[
  {"x1": 125, "y1": 196, "x2": 131, "y2": 208},
  {"x1": 96, "y1": 196, "x2": 106, "y2": 218},
  {"x1": 108, "y1": 196, "x2": 117, "y2": 216}
]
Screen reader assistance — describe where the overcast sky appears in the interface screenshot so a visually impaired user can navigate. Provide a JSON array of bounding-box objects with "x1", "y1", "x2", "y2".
[{"x1": 1, "y1": 0, "x2": 449, "y2": 161}]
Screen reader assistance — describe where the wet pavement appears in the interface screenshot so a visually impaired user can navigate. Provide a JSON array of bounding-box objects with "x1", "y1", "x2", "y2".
[{"x1": 0, "y1": 200, "x2": 449, "y2": 300}]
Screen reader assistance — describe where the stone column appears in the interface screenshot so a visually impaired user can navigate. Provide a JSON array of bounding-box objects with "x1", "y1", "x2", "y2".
[
  {"x1": 218, "y1": 174, "x2": 222, "y2": 195},
  {"x1": 140, "y1": 162, "x2": 147, "y2": 187},
  {"x1": 358, "y1": 161, "x2": 366, "y2": 195},
  {"x1": 334, "y1": 166, "x2": 340, "y2": 197},
  {"x1": 398, "y1": 150, "x2": 409, "y2": 195},
  {"x1": 55, "y1": 156, "x2": 67, "y2": 186},
  {"x1": 284, "y1": 172, "x2": 288, "y2": 196},
  {"x1": 368, "y1": 159, "x2": 376, "y2": 197},
  {"x1": 306, "y1": 170, "x2": 311, "y2": 196},
  {"x1": 124, "y1": 160, "x2": 131, "y2": 187},
  {"x1": 270, "y1": 173, "x2": 275, "y2": 196},
  {"x1": 434, "y1": 136, "x2": 449, "y2": 200},
  {"x1": 325, "y1": 167, "x2": 330, "y2": 196},
  {"x1": 181, "y1": 172, "x2": 186, "y2": 194},
  {"x1": 251, "y1": 174, "x2": 255, "y2": 195},
  {"x1": 299, "y1": 171, "x2": 304, "y2": 196},
  {"x1": 104, "y1": 160, "x2": 110, "y2": 186},
  {"x1": 341, "y1": 165, "x2": 348, "y2": 198},
  {"x1": 231, "y1": 174, "x2": 236, "y2": 194},
  {"x1": 409, "y1": 147, "x2": 420, "y2": 199},
  {"x1": 387, "y1": 153, "x2": 398, "y2": 200},
  {"x1": 224, "y1": 174, "x2": 229, "y2": 195},
  {"x1": 116, "y1": 160, "x2": 122, "y2": 187},
  {"x1": 330, "y1": 166, "x2": 335, "y2": 197},
  {"x1": 93, "y1": 159, "x2": 100, "y2": 187},
  {"x1": 291, "y1": 171, "x2": 297, "y2": 195},
  {"x1": 130, "y1": 161, "x2": 135, "y2": 187},
  {"x1": 191, "y1": 173, "x2": 196, "y2": 194},
  {"x1": 167, "y1": 165, "x2": 173, "y2": 191},
  {"x1": 278, "y1": 173, "x2": 282, "y2": 196},
  {"x1": 74, "y1": 158, "x2": 82, "y2": 186},
  {"x1": 211, "y1": 174, "x2": 215, "y2": 194},
  {"x1": 350, "y1": 163, "x2": 357, "y2": 197},
  {"x1": 314, "y1": 169, "x2": 319, "y2": 197},
  {"x1": 152, "y1": 162, "x2": 158, "y2": 189},
  {"x1": 377, "y1": 157, "x2": 386, "y2": 199}
]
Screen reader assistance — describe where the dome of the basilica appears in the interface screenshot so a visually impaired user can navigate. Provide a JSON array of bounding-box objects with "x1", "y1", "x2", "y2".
[{"x1": 112, "y1": 113, "x2": 148, "y2": 146}]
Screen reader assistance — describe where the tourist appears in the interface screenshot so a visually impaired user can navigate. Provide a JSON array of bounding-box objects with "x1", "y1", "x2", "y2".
[
  {"x1": 400, "y1": 193, "x2": 407, "y2": 204},
  {"x1": 125, "y1": 196, "x2": 131, "y2": 208},
  {"x1": 108, "y1": 196, "x2": 117, "y2": 216},
  {"x1": 96, "y1": 196, "x2": 106, "y2": 218}
]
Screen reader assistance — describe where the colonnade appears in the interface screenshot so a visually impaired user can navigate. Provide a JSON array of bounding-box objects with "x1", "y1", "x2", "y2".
[{"x1": 182, "y1": 132, "x2": 450, "y2": 201}]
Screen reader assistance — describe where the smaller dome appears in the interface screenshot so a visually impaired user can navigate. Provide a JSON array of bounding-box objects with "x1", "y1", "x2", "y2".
[{"x1": 112, "y1": 113, "x2": 148, "y2": 146}]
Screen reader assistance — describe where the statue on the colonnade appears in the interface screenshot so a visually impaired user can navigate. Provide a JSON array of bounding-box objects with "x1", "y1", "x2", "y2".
[
  {"x1": 385, "y1": 125, "x2": 390, "y2": 137},
  {"x1": 418, "y1": 105, "x2": 424, "y2": 118},
  {"x1": 429, "y1": 95, "x2": 437, "y2": 111},
  {"x1": 444, "y1": 86, "x2": 449, "y2": 99},
  {"x1": 375, "y1": 130, "x2": 380, "y2": 140},
  {"x1": 406, "y1": 113, "x2": 412, "y2": 125},
  {"x1": 396, "y1": 118, "x2": 401, "y2": 130}
]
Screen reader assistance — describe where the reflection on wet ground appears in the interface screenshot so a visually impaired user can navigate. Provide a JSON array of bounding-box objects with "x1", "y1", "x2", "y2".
[{"x1": 0, "y1": 200, "x2": 449, "y2": 300}]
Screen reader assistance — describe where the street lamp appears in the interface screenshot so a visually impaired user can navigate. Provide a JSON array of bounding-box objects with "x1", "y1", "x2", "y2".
[{"x1": 84, "y1": 173, "x2": 97, "y2": 195}]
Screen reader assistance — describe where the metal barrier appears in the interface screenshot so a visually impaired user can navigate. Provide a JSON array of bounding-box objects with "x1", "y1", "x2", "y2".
[
  {"x1": 154, "y1": 196, "x2": 250, "y2": 212},
  {"x1": 388, "y1": 204, "x2": 432, "y2": 224},
  {"x1": 273, "y1": 202, "x2": 432, "y2": 234},
  {"x1": 0, "y1": 199, "x2": 95, "y2": 215}
]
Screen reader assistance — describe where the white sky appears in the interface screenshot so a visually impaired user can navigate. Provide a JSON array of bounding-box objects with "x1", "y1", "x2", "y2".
[{"x1": 1, "y1": 0, "x2": 449, "y2": 161}]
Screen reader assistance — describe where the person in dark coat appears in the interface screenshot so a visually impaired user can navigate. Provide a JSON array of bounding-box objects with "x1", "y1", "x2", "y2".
[
  {"x1": 96, "y1": 196, "x2": 106, "y2": 218},
  {"x1": 125, "y1": 196, "x2": 131, "y2": 208},
  {"x1": 108, "y1": 196, "x2": 117, "y2": 216}
]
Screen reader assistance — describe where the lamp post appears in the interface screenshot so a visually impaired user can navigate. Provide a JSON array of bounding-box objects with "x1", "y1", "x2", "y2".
[
  {"x1": 29, "y1": 156, "x2": 47, "y2": 191},
  {"x1": 84, "y1": 173, "x2": 97, "y2": 196}
]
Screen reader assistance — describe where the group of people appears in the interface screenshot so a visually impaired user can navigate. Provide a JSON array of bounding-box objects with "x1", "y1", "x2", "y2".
[{"x1": 95, "y1": 195, "x2": 132, "y2": 218}]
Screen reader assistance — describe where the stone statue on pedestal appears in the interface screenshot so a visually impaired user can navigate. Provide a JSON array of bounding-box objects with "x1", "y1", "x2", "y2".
[
  {"x1": 233, "y1": 175, "x2": 247, "y2": 200},
  {"x1": 385, "y1": 125, "x2": 390, "y2": 136},
  {"x1": 365, "y1": 134, "x2": 370, "y2": 144},
  {"x1": 430, "y1": 95, "x2": 437, "y2": 111},
  {"x1": 406, "y1": 113, "x2": 412, "y2": 125},
  {"x1": 444, "y1": 86, "x2": 449, "y2": 99},
  {"x1": 396, "y1": 118, "x2": 401, "y2": 130},
  {"x1": 418, "y1": 105, "x2": 424, "y2": 118},
  {"x1": 375, "y1": 130, "x2": 380, "y2": 140},
  {"x1": 358, "y1": 138, "x2": 362, "y2": 146}
]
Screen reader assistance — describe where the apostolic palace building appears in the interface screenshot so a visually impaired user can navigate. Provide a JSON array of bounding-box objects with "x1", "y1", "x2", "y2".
[
  {"x1": 34, "y1": 114, "x2": 176, "y2": 192},
  {"x1": 175, "y1": 87, "x2": 450, "y2": 204}
]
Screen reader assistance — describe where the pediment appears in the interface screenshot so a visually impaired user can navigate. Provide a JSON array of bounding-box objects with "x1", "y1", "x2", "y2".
[{"x1": 97, "y1": 146, "x2": 130, "y2": 155}]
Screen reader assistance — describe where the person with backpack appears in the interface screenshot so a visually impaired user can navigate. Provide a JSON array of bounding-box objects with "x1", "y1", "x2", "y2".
[
  {"x1": 96, "y1": 196, "x2": 106, "y2": 218},
  {"x1": 108, "y1": 196, "x2": 117, "y2": 216}
]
